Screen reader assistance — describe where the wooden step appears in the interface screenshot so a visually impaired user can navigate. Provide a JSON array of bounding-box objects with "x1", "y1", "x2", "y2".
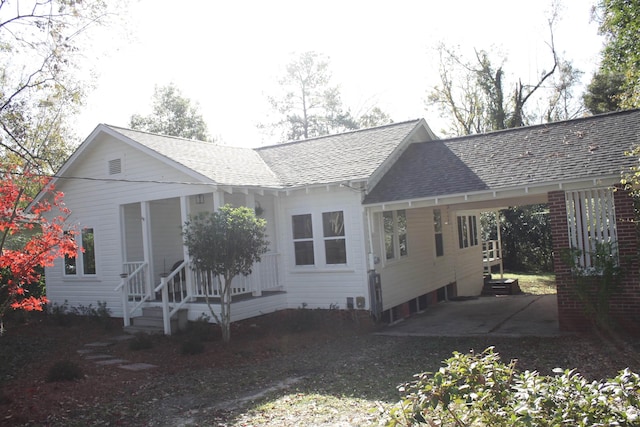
[
  {"x1": 482, "y1": 278, "x2": 520, "y2": 296},
  {"x1": 125, "y1": 307, "x2": 189, "y2": 334}
]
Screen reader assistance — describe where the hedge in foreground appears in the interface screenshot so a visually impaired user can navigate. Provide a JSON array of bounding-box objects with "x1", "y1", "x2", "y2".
[{"x1": 386, "y1": 347, "x2": 639, "y2": 426}]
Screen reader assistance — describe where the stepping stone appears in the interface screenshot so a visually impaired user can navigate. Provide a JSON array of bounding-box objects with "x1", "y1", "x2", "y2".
[
  {"x1": 85, "y1": 354, "x2": 113, "y2": 360},
  {"x1": 95, "y1": 358, "x2": 129, "y2": 365},
  {"x1": 119, "y1": 363, "x2": 158, "y2": 371},
  {"x1": 85, "y1": 341, "x2": 114, "y2": 348},
  {"x1": 110, "y1": 335, "x2": 134, "y2": 341}
]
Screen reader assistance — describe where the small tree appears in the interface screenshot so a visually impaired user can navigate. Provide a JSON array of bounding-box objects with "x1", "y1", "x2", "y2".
[
  {"x1": 182, "y1": 205, "x2": 268, "y2": 342},
  {"x1": 0, "y1": 169, "x2": 77, "y2": 334}
]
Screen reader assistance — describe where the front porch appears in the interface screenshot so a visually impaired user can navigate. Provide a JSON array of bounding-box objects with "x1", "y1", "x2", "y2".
[
  {"x1": 116, "y1": 190, "x2": 283, "y2": 334},
  {"x1": 116, "y1": 255, "x2": 283, "y2": 334}
]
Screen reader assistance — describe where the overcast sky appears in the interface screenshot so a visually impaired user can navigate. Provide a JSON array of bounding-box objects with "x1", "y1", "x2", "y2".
[{"x1": 74, "y1": 0, "x2": 603, "y2": 147}]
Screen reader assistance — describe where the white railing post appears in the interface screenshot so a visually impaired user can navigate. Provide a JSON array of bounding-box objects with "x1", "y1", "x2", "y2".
[
  {"x1": 160, "y1": 274, "x2": 171, "y2": 335},
  {"x1": 119, "y1": 273, "x2": 130, "y2": 327},
  {"x1": 252, "y1": 261, "x2": 262, "y2": 297}
]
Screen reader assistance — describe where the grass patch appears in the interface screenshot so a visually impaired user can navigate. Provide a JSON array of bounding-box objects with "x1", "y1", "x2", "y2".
[
  {"x1": 502, "y1": 271, "x2": 556, "y2": 294},
  {"x1": 235, "y1": 393, "x2": 383, "y2": 426}
]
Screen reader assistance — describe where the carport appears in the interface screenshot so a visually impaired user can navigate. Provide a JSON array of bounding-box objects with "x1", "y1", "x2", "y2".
[
  {"x1": 377, "y1": 294, "x2": 561, "y2": 337},
  {"x1": 364, "y1": 110, "x2": 640, "y2": 332}
]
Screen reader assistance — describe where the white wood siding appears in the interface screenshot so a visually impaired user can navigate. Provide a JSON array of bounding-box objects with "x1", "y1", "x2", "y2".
[
  {"x1": 276, "y1": 187, "x2": 369, "y2": 310},
  {"x1": 374, "y1": 206, "x2": 484, "y2": 311},
  {"x1": 123, "y1": 203, "x2": 143, "y2": 261},
  {"x1": 45, "y1": 134, "x2": 214, "y2": 317}
]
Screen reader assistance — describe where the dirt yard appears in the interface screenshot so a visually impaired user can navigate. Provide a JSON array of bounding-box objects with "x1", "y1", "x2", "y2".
[{"x1": 1, "y1": 308, "x2": 639, "y2": 426}]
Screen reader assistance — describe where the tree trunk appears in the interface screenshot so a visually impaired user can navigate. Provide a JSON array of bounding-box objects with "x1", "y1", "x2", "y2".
[{"x1": 220, "y1": 276, "x2": 232, "y2": 343}]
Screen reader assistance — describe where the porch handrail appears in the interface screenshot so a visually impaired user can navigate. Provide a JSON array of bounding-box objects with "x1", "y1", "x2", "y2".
[
  {"x1": 115, "y1": 261, "x2": 149, "y2": 328},
  {"x1": 155, "y1": 260, "x2": 192, "y2": 335}
]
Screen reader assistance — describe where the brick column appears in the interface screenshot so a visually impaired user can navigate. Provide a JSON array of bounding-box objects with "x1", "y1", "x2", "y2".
[
  {"x1": 550, "y1": 187, "x2": 640, "y2": 333},
  {"x1": 548, "y1": 190, "x2": 584, "y2": 331},
  {"x1": 611, "y1": 186, "x2": 640, "y2": 333}
]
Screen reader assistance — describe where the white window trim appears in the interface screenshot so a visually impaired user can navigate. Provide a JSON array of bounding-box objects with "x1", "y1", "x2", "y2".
[
  {"x1": 63, "y1": 227, "x2": 98, "y2": 278},
  {"x1": 456, "y1": 212, "x2": 479, "y2": 250},
  {"x1": 289, "y1": 209, "x2": 350, "y2": 270},
  {"x1": 381, "y1": 210, "x2": 408, "y2": 266}
]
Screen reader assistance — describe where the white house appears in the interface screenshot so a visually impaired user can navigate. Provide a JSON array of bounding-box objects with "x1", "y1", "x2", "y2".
[{"x1": 41, "y1": 110, "x2": 640, "y2": 334}]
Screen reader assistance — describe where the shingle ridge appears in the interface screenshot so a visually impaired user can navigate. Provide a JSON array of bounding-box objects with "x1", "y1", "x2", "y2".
[
  {"x1": 255, "y1": 119, "x2": 422, "y2": 151},
  {"x1": 104, "y1": 124, "x2": 255, "y2": 151},
  {"x1": 438, "y1": 109, "x2": 640, "y2": 144}
]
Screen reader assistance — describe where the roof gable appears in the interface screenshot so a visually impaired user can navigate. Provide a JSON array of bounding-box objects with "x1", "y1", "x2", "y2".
[
  {"x1": 256, "y1": 120, "x2": 427, "y2": 187},
  {"x1": 364, "y1": 110, "x2": 640, "y2": 205},
  {"x1": 106, "y1": 127, "x2": 281, "y2": 187}
]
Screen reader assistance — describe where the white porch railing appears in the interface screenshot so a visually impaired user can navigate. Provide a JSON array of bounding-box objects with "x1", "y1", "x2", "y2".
[
  {"x1": 482, "y1": 240, "x2": 503, "y2": 276},
  {"x1": 192, "y1": 253, "x2": 280, "y2": 298},
  {"x1": 116, "y1": 253, "x2": 281, "y2": 334}
]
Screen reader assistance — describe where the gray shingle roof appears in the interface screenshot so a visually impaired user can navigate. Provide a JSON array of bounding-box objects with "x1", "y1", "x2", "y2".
[
  {"x1": 107, "y1": 120, "x2": 423, "y2": 188},
  {"x1": 364, "y1": 110, "x2": 640, "y2": 204},
  {"x1": 107, "y1": 127, "x2": 281, "y2": 187},
  {"x1": 256, "y1": 120, "x2": 423, "y2": 187}
]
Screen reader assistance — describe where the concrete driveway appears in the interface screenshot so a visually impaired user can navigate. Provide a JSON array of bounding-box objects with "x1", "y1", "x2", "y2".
[{"x1": 377, "y1": 294, "x2": 563, "y2": 337}]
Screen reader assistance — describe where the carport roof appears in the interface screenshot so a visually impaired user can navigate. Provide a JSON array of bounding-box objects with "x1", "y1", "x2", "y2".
[{"x1": 363, "y1": 109, "x2": 640, "y2": 205}]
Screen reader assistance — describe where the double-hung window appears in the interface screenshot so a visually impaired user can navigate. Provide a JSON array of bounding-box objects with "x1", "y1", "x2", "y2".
[
  {"x1": 322, "y1": 211, "x2": 346, "y2": 264},
  {"x1": 292, "y1": 210, "x2": 347, "y2": 266},
  {"x1": 383, "y1": 210, "x2": 408, "y2": 261},
  {"x1": 292, "y1": 214, "x2": 314, "y2": 265},
  {"x1": 64, "y1": 227, "x2": 97, "y2": 276},
  {"x1": 457, "y1": 214, "x2": 478, "y2": 249}
]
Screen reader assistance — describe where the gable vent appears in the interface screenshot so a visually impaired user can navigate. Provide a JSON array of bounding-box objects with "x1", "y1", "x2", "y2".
[{"x1": 108, "y1": 158, "x2": 122, "y2": 175}]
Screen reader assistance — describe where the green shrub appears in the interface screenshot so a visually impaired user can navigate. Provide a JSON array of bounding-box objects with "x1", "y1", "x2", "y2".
[
  {"x1": 46, "y1": 360, "x2": 84, "y2": 382},
  {"x1": 387, "y1": 347, "x2": 640, "y2": 426},
  {"x1": 181, "y1": 338, "x2": 204, "y2": 355},
  {"x1": 128, "y1": 333, "x2": 154, "y2": 351}
]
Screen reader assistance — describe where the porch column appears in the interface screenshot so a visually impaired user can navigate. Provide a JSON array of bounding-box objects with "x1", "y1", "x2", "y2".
[
  {"x1": 180, "y1": 196, "x2": 193, "y2": 299},
  {"x1": 141, "y1": 201, "x2": 154, "y2": 296},
  {"x1": 245, "y1": 192, "x2": 261, "y2": 296},
  {"x1": 495, "y1": 210, "x2": 503, "y2": 278},
  {"x1": 213, "y1": 191, "x2": 223, "y2": 211}
]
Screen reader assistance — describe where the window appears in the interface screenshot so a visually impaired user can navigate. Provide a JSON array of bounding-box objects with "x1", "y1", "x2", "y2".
[
  {"x1": 292, "y1": 214, "x2": 314, "y2": 265},
  {"x1": 323, "y1": 211, "x2": 347, "y2": 264},
  {"x1": 82, "y1": 228, "x2": 96, "y2": 274},
  {"x1": 434, "y1": 209, "x2": 444, "y2": 257},
  {"x1": 292, "y1": 211, "x2": 348, "y2": 267},
  {"x1": 383, "y1": 210, "x2": 408, "y2": 260},
  {"x1": 64, "y1": 231, "x2": 76, "y2": 275},
  {"x1": 457, "y1": 214, "x2": 478, "y2": 249},
  {"x1": 64, "y1": 227, "x2": 97, "y2": 276},
  {"x1": 566, "y1": 189, "x2": 618, "y2": 269}
]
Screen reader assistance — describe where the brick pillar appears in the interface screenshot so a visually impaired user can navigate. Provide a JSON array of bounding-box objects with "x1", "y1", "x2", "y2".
[
  {"x1": 611, "y1": 186, "x2": 640, "y2": 333},
  {"x1": 548, "y1": 190, "x2": 584, "y2": 331},
  {"x1": 550, "y1": 187, "x2": 640, "y2": 333}
]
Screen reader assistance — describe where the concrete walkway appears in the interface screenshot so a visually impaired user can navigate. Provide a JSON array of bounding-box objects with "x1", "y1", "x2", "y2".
[{"x1": 377, "y1": 294, "x2": 563, "y2": 337}]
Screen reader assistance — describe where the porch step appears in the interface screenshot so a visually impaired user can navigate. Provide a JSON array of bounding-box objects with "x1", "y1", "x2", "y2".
[
  {"x1": 125, "y1": 307, "x2": 189, "y2": 334},
  {"x1": 482, "y1": 279, "x2": 521, "y2": 296}
]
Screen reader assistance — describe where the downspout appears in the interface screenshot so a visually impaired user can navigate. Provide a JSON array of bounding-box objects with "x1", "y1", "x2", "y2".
[{"x1": 365, "y1": 206, "x2": 376, "y2": 272}]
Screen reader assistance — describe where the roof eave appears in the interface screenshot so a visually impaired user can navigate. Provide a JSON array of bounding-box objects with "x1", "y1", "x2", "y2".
[{"x1": 363, "y1": 175, "x2": 623, "y2": 212}]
